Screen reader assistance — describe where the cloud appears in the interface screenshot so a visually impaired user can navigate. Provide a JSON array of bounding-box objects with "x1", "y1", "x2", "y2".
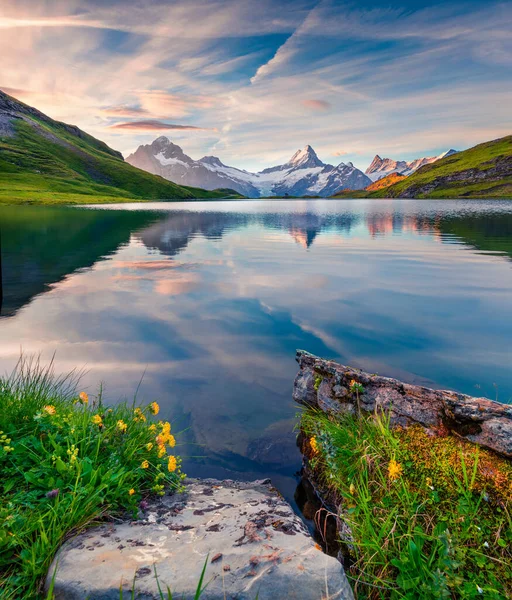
[
  {"x1": 0, "y1": 0, "x2": 510, "y2": 170},
  {"x1": 302, "y1": 99, "x2": 331, "y2": 111},
  {"x1": 108, "y1": 120, "x2": 212, "y2": 131},
  {"x1": 0, "y1": 86, "x2": 35, "y2": 97},
  {"x1": 102, "y1": 105, "x2": 149, "y2": 117},
  {"x1": 333, "y1": 150, "x2": 350, "y2": 157},
  {"x1": 137, "y1": 90, "x2": 215, "y2": 118}
]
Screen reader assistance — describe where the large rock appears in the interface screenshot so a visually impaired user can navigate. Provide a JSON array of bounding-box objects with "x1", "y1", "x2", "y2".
[
  {"x1": 46, "y1": 478, "x2": 353, "y2": 599},
  {"x1": 294, "y1": 350, "x2": 512, "y2": 457}
]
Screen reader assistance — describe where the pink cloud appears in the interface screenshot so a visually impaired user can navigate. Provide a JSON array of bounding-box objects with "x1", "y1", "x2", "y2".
[
  {"x1": 102, "y1": 105, "x2": 150, "y2": 118},
  {"x1": 302, "y1": 99, "x2": 331, "y2": 111},
  {"x1": 108, "y1": 120, "x2": 211, "y2": 131},
  {"x1": 138, "y1": 90, "x2": 215, "y2": 118}
]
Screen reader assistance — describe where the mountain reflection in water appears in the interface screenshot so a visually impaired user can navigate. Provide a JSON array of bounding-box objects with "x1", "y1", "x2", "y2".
[{"x1": 1, "y1": 199, "x2": 511, "y2": 503}]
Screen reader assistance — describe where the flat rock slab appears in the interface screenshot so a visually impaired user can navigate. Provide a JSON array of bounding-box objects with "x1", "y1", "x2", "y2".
[{"x1": 47, "y1": 478, "x2": 353, "y2": 600}]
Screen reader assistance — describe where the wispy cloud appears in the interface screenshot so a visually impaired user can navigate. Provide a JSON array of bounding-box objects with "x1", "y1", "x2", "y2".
[
  {"x1": 0, "y1": 0, "x2": 510, "y2": 169},
  {"x1": 102, "y1": 105, "x2": 149, "y2": 118},
  {"x1": 302, "y1": 99, "x2": 331, "y2": 111},
  {"x1": 108, "y1": 120, "x2": 212, "y2": 131},
  {"x1": 137, "y1": 90, "x2": 216, "y2": 118}
]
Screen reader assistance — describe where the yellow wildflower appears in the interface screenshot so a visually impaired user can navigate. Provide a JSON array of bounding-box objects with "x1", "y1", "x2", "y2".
[
  {"x1": 67, "y1": 445, "x2": 79, "y2": 464},
  {"x1": 350, "y1": 379, "x2": 357, "y2": 388},
  {"x1": 388, "y1": 459, "x2": 403, "y2": 481},
  {"x1": 167, "y1": 455, "x2": 177, "y2": 472},
  {"x1": 310, "y1": 436, "x2": 319, "y2": 454},
  {"x1": 161, "y1": 421, "x2": 171, "y2": 434},
  {"x1": 128, "y1": 488, "x2": 135, "y2": 496},
  {"x1": 92, "y1": 414, "x2": 103, "y2": 426},
  {"x1": 349, "y1": 483, "x2": 356, "y2": 496},
  {"x1": 149, "y1": 402, "x2": 160, "y2": 416},
  {"x1": 149, "y1": 424, "x2": 157, "y2": 433},
  {"x1": 146, "y1": 442, "x2": 154, "y2": 451},
  {"x1": 44, "y1": 405, "x2": 56, "y2": 416},
  {"x1": 141, "y1": 460, "x2": 149, "y2": 469},
  {"x1": 116, "y1": 420, "x2": 128, "y2": 433},
  {"x1": 79, "y1": 392, "x2": 89, "y2": 405},
  {"x1": 157, "y1": 444, "x2": 166, "y2": 458},
  {"x1": 156, "y1": 427, "x2": 175, "y2": 448},
  {"x1": 134, "y1": 408, "x2": 146, "y2": 423}
]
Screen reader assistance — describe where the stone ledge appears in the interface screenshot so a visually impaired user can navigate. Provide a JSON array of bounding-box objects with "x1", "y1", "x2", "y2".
[
  {"x1": 294, "y1": 350, "x2": 512, "y2": 457},
  {"x1": 46, "y1": 478, "x2": 354, "y2": 600}
]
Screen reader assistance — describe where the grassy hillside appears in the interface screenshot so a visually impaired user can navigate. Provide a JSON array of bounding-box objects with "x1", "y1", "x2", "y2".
[
  {"x1": 372, "y1": 135, "x2": 512, "y2": 199},
  {"x1": 0, "y1": 91, "x2": 242, "y2": 204}
]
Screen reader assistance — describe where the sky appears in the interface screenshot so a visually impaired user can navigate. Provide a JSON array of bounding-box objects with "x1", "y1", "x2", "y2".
[{"x1": 1, "y1": 0, "x2": 511, "y2": 171}]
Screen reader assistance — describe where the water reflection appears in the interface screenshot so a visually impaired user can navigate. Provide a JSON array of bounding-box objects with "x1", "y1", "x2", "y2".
[
  {"x1": 2, "y1": 201, "x2": 512, "y2": 318},
  {"x1": 1, "y1": 199, "x2": 511, "y2": 504}
]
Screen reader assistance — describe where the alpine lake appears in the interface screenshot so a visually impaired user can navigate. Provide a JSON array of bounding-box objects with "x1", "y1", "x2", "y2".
[{"x1": 1, "y1": 198, "x2": 511, "y2": 507}]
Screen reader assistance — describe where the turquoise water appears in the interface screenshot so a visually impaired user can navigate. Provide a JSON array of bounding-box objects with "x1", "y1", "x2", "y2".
[{"x1": 1, "y1": 199, "x2": 511, "y2": 501}]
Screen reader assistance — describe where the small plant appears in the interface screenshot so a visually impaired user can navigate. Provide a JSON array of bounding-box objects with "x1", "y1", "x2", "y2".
[
  {"x1": 314, "y1": 374, "x2": 323, "y2": 391},
  {"x1": 349, "y1": 379, "x2": 364, "y2": 414},
  {"x1": 0, "y1": 357, "x2": 185, "y2": 599}
]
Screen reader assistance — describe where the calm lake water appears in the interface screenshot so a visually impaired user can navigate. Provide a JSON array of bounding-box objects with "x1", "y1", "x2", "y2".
[{"x1": 1, "y1": 199, "x2": 512, "y2": 503}]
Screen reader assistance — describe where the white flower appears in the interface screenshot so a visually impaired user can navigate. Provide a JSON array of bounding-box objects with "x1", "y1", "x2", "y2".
[
  {"x1": 483, "y1": 541, "x2": 489, "y2": 548},
  {"x1": 477, "y1": 585, "x2": 484, "y2": 594}
]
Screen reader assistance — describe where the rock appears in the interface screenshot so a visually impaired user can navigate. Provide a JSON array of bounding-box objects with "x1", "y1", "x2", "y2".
[
  {"x1": 294, "y1": 350, "x2": 512, "y2": 458},
  {"x1": 46, "y1": 478, "x2": 353, "y2": 600}
]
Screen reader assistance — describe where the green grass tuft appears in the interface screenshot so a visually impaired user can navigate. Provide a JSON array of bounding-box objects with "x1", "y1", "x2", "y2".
[
  {"x1": 300, "y1": 407, "x2": 512, "y2": 599},
  {"x1": 0, "y1": 356, "x2": 185, "y2": 599}
]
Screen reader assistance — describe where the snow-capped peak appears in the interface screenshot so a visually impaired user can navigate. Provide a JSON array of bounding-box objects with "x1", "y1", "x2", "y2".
[
  {"x1": 366, "y1": 155, "x2": 386, "y2": 173},
  {"x1": 286, "y1": 145, "x2": 324, "y2": 169},
  {"x1": 438, "y1": 149, "x2": 458, "y2": 159},
  {"x1": 199, "y1": 156, "x2": 225, "y2": 168}
]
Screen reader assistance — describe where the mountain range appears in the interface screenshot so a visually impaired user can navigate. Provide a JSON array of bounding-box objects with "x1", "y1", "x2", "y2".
[
  {"x1": 126, "y1": 139, "x2": 372, "y2": 197},
  {"x1": 365, "y1": 150, "x2": 458, "y2": 182},
  {"x1": 126, "y1": 138, "x2": 461, "y2": 197},
  {"x1": 1, "y1": 89, "x2": 510, "y2": 203}
]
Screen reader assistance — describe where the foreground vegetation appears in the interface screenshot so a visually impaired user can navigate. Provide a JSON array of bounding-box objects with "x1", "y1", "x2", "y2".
[
  {"x1": 300, "y1": 406, "x2": 512, "y2": 599},
  {"x1": 0, "y1": 90, "x2": 243, "y2": 204},
  {"x1": 0, "y1": 358, "x2": 185, "y2": 599}
]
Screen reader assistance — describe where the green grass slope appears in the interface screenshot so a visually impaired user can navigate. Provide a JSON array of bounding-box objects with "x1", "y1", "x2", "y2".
[
  {"x1": 0, "y1": 90, "x2": 242, "y2": 204},
  {"x1": 372, "y1": 135, "x2": 512, "y2": 199}
]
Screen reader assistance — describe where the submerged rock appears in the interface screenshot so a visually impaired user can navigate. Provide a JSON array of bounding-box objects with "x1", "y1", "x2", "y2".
[{"x1": 46, "y1": 478, "x2": 353, "y2": 599}]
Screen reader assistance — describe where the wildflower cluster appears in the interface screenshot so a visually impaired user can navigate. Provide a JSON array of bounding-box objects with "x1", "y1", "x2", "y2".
[
  {"x1": 0, "y1": 360, "x2": 186, "y2": 599},
  {"x1": 0, "y1": 431, "x2": 14, "y2": 454}
]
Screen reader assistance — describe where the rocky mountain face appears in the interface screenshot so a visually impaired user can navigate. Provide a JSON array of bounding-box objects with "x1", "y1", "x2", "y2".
[
  {"x1": 365, "y1": 149, "x2": 457, "y2": 182},
  {"x1": 126, "y1": 138, "x2": 371, "y2": 197}
]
